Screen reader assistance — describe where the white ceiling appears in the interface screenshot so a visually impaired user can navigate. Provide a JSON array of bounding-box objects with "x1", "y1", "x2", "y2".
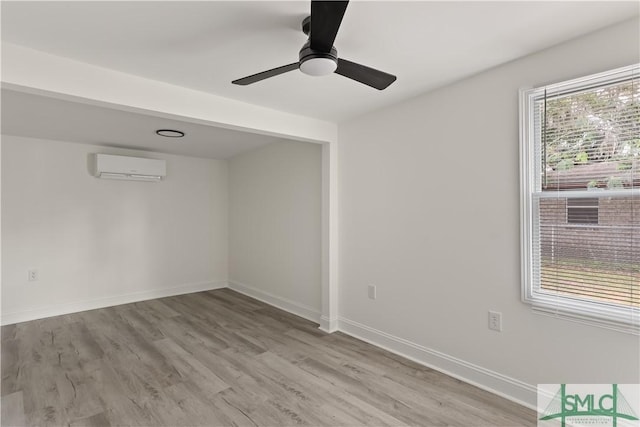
[
  {"x1": 1, "y1": 89, "x2": 284, "y2": 159},
  {"x1": 2, "y1": 1, "x2": 638, "y2": 123},
  {"x1": 1, "y1": 1, "x2": 638, "y2": 158}
]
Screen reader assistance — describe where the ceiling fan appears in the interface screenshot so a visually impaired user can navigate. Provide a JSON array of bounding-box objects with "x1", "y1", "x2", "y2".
[{"x1": 232, "y1": 1, "x2": 396, "y2": 90}]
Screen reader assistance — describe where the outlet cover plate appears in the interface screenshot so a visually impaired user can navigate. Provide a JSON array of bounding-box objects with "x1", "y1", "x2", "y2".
[
  {"x1": 368, "y1": 284, "x2": 377, "y2": 300},
  {"x1": 488, "y1": 310, "x2": 502, "y2": 332}
]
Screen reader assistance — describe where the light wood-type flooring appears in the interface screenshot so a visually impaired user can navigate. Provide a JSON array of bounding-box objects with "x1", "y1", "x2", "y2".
[{"x1": 1, "y1": 289, "x2": 535, "y2": 426}]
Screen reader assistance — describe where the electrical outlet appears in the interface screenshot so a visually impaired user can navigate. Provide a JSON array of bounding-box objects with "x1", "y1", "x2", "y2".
[
  {"x1": 28, "y1": 269, "x2": 39, "y2": 282},
  {"x1": 488, "y1": 311, "x2": 502, "y2": 332},
  {"x1": 368, "y1": 284, "x2": 377, "y2": 300}
]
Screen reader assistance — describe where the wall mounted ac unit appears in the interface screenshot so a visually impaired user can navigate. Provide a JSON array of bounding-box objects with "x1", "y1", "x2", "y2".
[{"x1": 91, "y1": 154, "x2": 166, "y2": 182}]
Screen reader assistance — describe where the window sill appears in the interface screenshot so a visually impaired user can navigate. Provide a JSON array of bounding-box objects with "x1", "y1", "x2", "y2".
[{"x1": 526, "y1": 294, "x2": 639, "y2": 335}]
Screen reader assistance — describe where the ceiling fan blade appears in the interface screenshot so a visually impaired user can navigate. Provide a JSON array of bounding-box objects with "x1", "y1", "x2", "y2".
[
  {"x1": 335, "y1": 58, "x2": 396, "y2": 90},
  {"x1": 232, "y1": 63, "x2": 299, "y2": 86},
  {"x1": 310, "y1": 1, "x2": 349, "y2": 53}
]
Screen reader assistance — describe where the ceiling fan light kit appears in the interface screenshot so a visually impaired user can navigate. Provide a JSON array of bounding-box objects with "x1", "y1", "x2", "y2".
[
  {"x1": 299, "y1": 43, "x2": 338, "y2": 76},
  {"x1": 299, "y1": 57, "x2": 337, "y2": 76},
  {"x1": 232, "y1": 0, "x2": 396, "y2": 90}
]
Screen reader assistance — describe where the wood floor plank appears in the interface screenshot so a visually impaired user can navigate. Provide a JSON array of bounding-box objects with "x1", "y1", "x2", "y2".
[
  {"x1": 114, "y1": 305, "x2": 167, "y2": 342},
  {"x1": 224, "y1": 349, "x2": 359, "y2": 426},
  {"x1": 22, "y1": 365, "x2": 70, "y2": 427},
  {"x1": 51, "y1": 325, "x2": 105, "y2": 423},
  {"x1": 216, "y1": 387, "x2": 285, "y2": 426},
  {"x1": 68, "y1": 411, "x2": 111, "y2": 427},
  {"x1": 159, "y1": 314, "x2": 229, "y2": 352},
  {"x1": 1, "y1": 336, "x2": 19, "y2": 397},
  {"x1": 152, "y1": 338, "x2": 230, "y2": 398},
  {"x1": 138, "y1": 298, "x2": 182, "y2": 320},
  {"x1": 203, "y1": 288, "x2": 266, "y2": 312},
  {"x1": 255, "y1": 350, "x2": 405, "y2": 426},
  {"x1": 161, "y1": 381, "x2": 237, "y2": 426},
  {"x1": 80, "y1": 358, "x2": 160, "y2": 426},
  {"x1": 319, "y1": 331, "x2": 534, "y2": 425},
  {"x1": 1, "y1": 289, "x2": 536, "y2": 426},
  {"x1": 1, "y1": 391, "x2": 25, "y2": 427}
]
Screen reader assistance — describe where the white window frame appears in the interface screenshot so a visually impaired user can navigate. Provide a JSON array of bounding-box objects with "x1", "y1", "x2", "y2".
[{"x1": 519, "y1": 64, "x2": 640, "y2": 334}]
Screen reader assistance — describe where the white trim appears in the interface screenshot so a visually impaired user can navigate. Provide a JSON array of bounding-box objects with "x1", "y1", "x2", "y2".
[
  {"x1": 0, "y1": 138, "x2": 2, "y2": 331},
  {"x1": 536, "y1": 63, "x2": 639, "y2": 97},
  {"x1": 1, "y1": 280, "x2": 227, "y2": 326},
  {"x1": 338, "y1": 316, "x2": 538, "y2": 411},
  {"x1": 531, "y1": 298, "x2": 639, "y2": 335},
  {"x1": 519, "y1": 65, "x2": 640, "y2": 334},
  {"x1": 519, "y1": 87, "x2": 534, "y2": 308},
  {"x1": 227, "y1": 280, "x2": 321, "y2": 324},
  {"x1": 534, "y1": 189, "x2": 640, "y2": 199},
  {"x1": 320, "y1": 141, "x2": 339, "y2": 332},
  {"x1": 319, "y1": 315, "x2": 338, "y2": 333}
]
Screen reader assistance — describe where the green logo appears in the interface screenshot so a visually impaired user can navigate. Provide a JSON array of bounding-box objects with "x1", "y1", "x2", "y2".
[{"x1": 539, "y1": 384, "x2": 638, "y2": 427}]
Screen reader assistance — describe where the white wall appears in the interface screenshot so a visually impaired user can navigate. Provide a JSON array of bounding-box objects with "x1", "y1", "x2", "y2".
[
  {"x1": 338, "y1": 18, "x2": 640, "y2": 407},
  {"x1": 228, "y1": 140, "x2": 322, "y2": 321},
  {"x1": 1, "y1": 136, "x2": 228, "y2": 324}
]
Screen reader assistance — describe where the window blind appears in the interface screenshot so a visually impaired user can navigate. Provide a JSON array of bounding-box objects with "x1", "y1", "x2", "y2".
[
  {"x1": 566, "y1": 197, "x2": 598, "y2": 224},
  {"x1": 530, "y1": 66, "x2": 639, "y2": 325}
]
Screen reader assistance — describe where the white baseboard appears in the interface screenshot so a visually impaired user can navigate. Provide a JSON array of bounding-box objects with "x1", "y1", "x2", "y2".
[
  {"x1": 228, "y1": 280, "x2": 321, "y2": 324},
  {"x1": 1, "y1": 280, "x2": 227, "y2": 325},
  {"x1": 338, "y1": 316, "x2": 537, "y2": 410},
  {"x1": 319, "y1": 315, "x2": 338, "y2": 333}
]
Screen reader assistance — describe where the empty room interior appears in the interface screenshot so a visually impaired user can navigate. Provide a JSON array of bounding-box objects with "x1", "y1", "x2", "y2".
[{"x1": 1, "y1": 1, "x2": 639, "y2": 426}]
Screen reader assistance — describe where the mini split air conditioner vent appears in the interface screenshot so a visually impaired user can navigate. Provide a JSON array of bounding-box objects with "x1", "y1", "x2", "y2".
[{"x1": 91, "y1": 154, "x2": 166, "y2": 182}]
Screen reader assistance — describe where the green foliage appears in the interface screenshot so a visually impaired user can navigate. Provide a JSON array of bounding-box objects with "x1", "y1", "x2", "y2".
[
  {"x1": 547, "y1": 152, "x2": 561, "y2": 168},
  {"x1": 556, "y1": 159, "x2": 574, "y2": 170},
  {"x1": 607, "y1": 176, "x2": 624, "y2": 189},
  {"x1": 617, "y1": 160, "x2": 632, "y2": 170},
  {"x1": 541, "y1": 80, "x2": 639, "y2": 172},
  {"x1": 575, "y1": 152, "x2": 588, "y2": 163}
]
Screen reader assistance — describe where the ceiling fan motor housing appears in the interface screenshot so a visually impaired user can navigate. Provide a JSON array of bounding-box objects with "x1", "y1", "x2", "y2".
[{"x1": 299, "y1": 41, "x2": 338, "y2": 76}]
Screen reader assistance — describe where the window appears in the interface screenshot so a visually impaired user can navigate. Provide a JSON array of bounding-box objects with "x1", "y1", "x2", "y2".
[
  {"x1": 567, "y1": 198, "x2": 598, "y2": 224},
  {"x1": 520, "y1": 65, "x2": 639, "y2": 333}
]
